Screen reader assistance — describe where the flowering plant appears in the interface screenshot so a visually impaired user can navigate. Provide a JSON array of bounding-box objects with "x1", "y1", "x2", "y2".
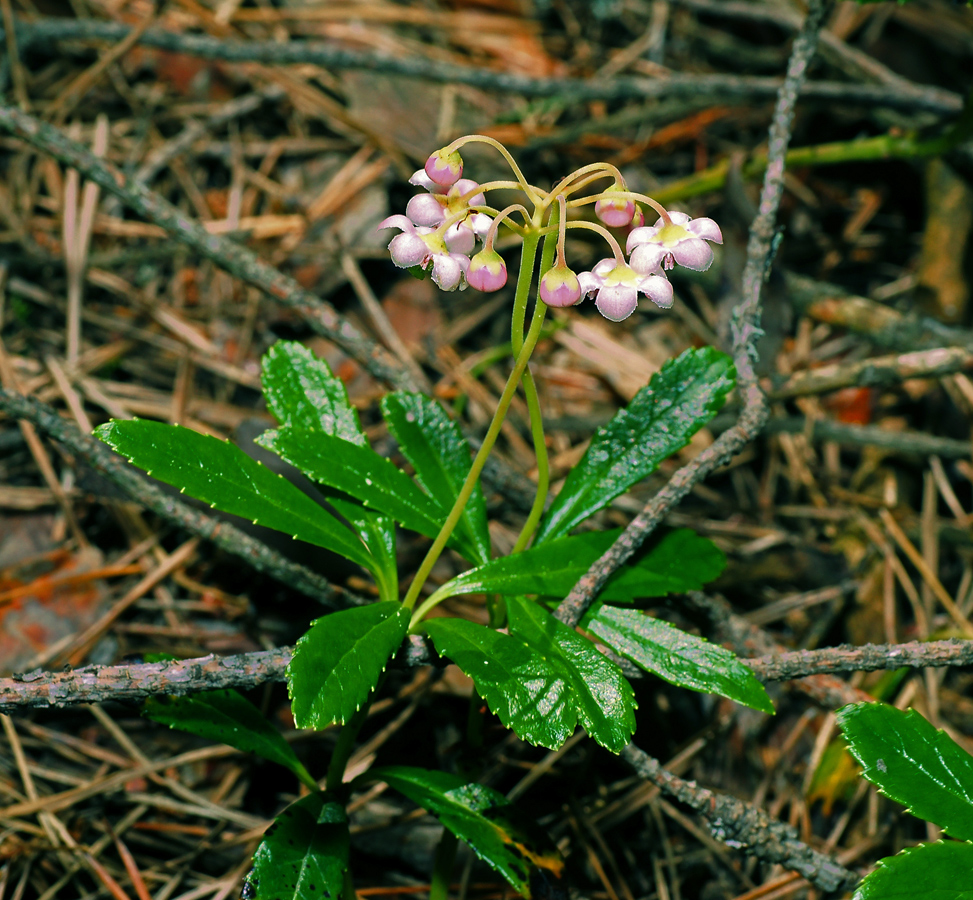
[{"x1": 95, "y1": 138, "x2": 766, "y2": 900}]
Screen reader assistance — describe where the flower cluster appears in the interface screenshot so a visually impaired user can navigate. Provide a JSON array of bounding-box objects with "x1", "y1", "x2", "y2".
[{"x1": 379, "y1": 139, "x2": 723, "y2": 322}]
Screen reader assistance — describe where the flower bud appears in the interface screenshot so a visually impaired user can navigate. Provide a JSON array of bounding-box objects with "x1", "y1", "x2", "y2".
[
  {"x1": 424, "y1": 148, "x2": 464, "y2": 188},
  {"x1": 539, "y1": 265, "x2": 582, "y2": 308},
  {"x1": 595, "y1": 186, "x2": 636, "y2": 228},
  {"x1": 467, "y1": 249, "x2": 507, "y2": 293},
  {"x1": 406, "y1": 192, "x2": 445, "y2": 227}
]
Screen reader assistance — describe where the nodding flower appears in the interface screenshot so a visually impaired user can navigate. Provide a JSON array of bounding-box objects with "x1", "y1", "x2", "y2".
[
  {"x1": 594, "y1": 185, "x2": 637, "y2": 229},
  {"x1": 627, "y1": 211, "x2": 723, "y2": 274},
  {"x1": 423, "y1": 147, "x2": 464, "y2": 187},
  {"x1": 577, "y1": 258, "x2": 673, "y2": 322},
  {"x1": 539, "y1": 265, "x2": 582, "y2": 308},
  {"x1": 378, "y1": 215, "x2": 470, "y2": 291}
]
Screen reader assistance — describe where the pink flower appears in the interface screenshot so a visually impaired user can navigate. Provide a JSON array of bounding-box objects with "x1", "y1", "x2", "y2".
[
  {"x1": 378, "y1": 215, "x2": 470, "y2": 291},
  {"x1": 594, "y1": 186, "x2": 636, "y2": 228},
  {"x1": 467, "y1": 248, "x2": 507, "y2": 292},
  {"x1": 539, "y1": 265, "x2": 582, "y2": 308},
  {"x1": 424, "y1": 148, "x2": 464, "y2": 187},
  {"x1": 578, "y1": 258, "x2": 673, "y2": 322},
  {"x1": 627, "y1": 211, "x2": 723, "y2": 273},
  {"x1": 405, "y1": 173, "x2": 492, "y2": 254}
]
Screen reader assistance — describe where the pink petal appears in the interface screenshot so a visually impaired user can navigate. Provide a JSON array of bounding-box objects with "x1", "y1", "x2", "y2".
[
  {"x1": 638, "y1": 274, "x2": 673, "y2": 309},
  {"x1": 595, "y1": 285, "x2": 639, "y2": 322},
  {"x1": 378, "y1": 214, "x2": 416, "y2": 234},
  {"x1": 452, "y1": 179, "x2": 485, "y2": 206},
  {"x1": 540, "y1": 268, "x2": 582, "y2": 307},
  {"x1": 629, "y1": 243, "x2": 667, "y2": 274},
  {"x1": 388, "y1": 232, "x2": 429, "y2": 268},
  {"x1": 408, "y1": 169, "x2": 438, "y2": 191},
  {"x1": 666, "y1": 211, "x2": 692, "y2": 226},
  {"x1": 595, "y1": 198, "x2": 636, "y2": 228},
  {"x1": 626, "y1": 225, "x2": 662, "y2": 253},
  {"x1": 406, "y1": 193, "x2": 446, "y2": 227},
  {"x1": 591, "y1": 258, "x2": 618, "y2": 278},
  {"x1": 671, "y1": 238, "x2": 714, "y2": 272},
  {"x1": 686, "y1": 216, "x2": 723, "y2": 244},
  {"x1": 443, "y1": 222, "x2": 476, "y2": 255},
  {"x1": 577, "y1": 270, "x2": 603, "y2": 298},
  {"x1": 431, "y1": 254, "x2": 464, "y2": 291},
  {"x1": 468, "y1": 213, "x2": 494, "y2": 238}
]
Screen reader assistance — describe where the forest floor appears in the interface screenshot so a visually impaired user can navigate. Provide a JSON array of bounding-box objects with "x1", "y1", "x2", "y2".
[{"x1": 1, "y1": 1, "x2": 973, "y2": 899}]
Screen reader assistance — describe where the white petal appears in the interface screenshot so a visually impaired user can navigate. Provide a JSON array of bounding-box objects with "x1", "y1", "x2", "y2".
[
  {"x1": 672, "y1": 238, "x2": 714, "y2": 272},
  {"x1": 409, "y1": 169, "x2": 438, "y2": 190},
  {"x1": 406, "y1": 193, "x2": 446, "y2": 227},
  {"x1": 577, "y1": 270, "x2": 603, "y2": 298},
  {"x1": 468, "y1": 212, "x2": 494, "y2": 238},
  {"x1": 666, "y1": 210, "x2": 692, "y2": 225},
  {"x1": 377, "y1": 214, "x2": 415, "y2": 234},
  {"x1": 388, "y1": 232, "x2": 429, "y2": 268},
  {"x1": 592, "y1": 258, "x2": 618, "y2": 277},
  {"x1": 686, "y1": 216, "x2": 723, "y2": 244},
  {"x1": 444, "y1": 222, "x2": 475, "y2": 255},
  {"x1": 638, "y1": 274, "x2": 673, "y2": 309},
  {"x1": 626, "y1": 225, "x2": 662, "y2": 253},
  {"x1": 431, "y1": 254, "x2": 463, "y2": 291},
  {"x1": 595, "y1": 285, "x2": 639, "y2": 322},
  {"x1": 629, "y1": 243, "x2": 667, "y2": 275}
]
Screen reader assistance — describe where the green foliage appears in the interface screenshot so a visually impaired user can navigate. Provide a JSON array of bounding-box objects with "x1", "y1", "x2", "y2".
[
  {"x1": 368, "y1": 767, "x2": 564, "y2": 898},
  {"x1": 144, "y1": 690, "x2": 316, "y2": 789},
  {"x1": 425, "y1": 596, "x2": 637, "y2": 752},
  {"x1": 838, "y1": 703, "x2": 973, "y2": 840},
  {"x1": 245, "y1": 793, "x2": 349, "y2": 900},
  {"x1": 94, "y1": 419, "x2": 375, "y2": 573},
  {"x1": 381, "y1": 391, "x2": 491, "y2": 565},
  {"x1": 534, "y1": 347, "x2": 735, "y2": 545},
  {"x1": 838, "y1": 702, "x2": 973, "y2": 900},
  {"x1": 584, "y1": 606, "x2": 773, "y2": 713},
  {"x1": 288, "y1": 603, "x2": 410, "y2": 729},
  {"x1": 425, "y1": 528, "x2": 725, "y2": 606}
]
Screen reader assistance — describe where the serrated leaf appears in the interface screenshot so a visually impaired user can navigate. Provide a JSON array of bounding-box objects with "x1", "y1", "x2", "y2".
[
  {"x1": 424, "y1": 618, "x2": 578, "y2": 750},
  {"x1": 854, "y1": 841, "x2": 973, "y2": 900},
  {"x1": 381, "y1": 392, "x2": 491, "y2": 565},
  {"x1": 426, "y1": 529, "x2": 724, "y2": 606},
  {"x1": 583, "y1": 606, "x2": 774, "y2": 713},
  {"x1": 329, "y1": 499, "x2": 398, "y2": 603},
  {"x1": 245, "y1": 792, "x2": 348, "y2": 900},
  {"x1": 95, "y1": 419, "x2": 374, "y2": 571},
  {"x1": 837, "y1": 703, "x2": 973, "y2": 841},
  {"x1": 260, "y1": 427, "x2": 482, "y2": 560},
  {"x1": 288, "y1": 602, "x2": 409, "y2": 729},
  {"x1": 261, "y1": 341, "x2": 366, "y2": 445},
  {"x1": 144, "y1": 690, "x2": 315, "y2": 789},
  {"x1": 369, "y1": 766, "x2": 564, "y2": 899},
  {"x1": 507, "y1": 596, "x2": 636, "y2": 753},
  {"x1": 535, "y1": 347, "x2": 735, "y2": 544}
]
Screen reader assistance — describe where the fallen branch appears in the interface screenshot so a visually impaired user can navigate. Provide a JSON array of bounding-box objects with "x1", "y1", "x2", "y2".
[{"x1": 2, "y1": 19, "x2": 962, "y2": 115}]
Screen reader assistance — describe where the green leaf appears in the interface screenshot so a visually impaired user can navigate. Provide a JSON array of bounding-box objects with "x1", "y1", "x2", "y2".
[
  {"x1": 854, "y1": 841, "x2": 973, "y2": 900},
  {"x1": 261, "y1": 341, "x2": 366, "y2": 445},
  {"x1": 288, "y1": 602, "x2": 409, "y2": 729},
  {"x1": 423, "y1": 618, "x2": 577, "y2": 750},
  {"x1": 381, "y1": 392, "x2": 491, "y2": 565},
  {"x1": 245, "y1": 792, "x2": 349, "y2": 900},
  {"x1": 259, "y1": 427, "x2": 479, "y2": 557},
  {"x1": 534, "y1": 347, "x2": 735, "y2": 544},
  {"x1": 369, "y1": 766, "x2": 564, "y2": 899},
  {"x1": 144, "y1": 690, "x2": 316, "y2": 789},
  {"x1": 95, "y1": 419, "x2": 374, "y2": 571},
  {"x1": 583, "y1": 607, "x2": 773, "y2": 713},
  {"x1": 507, "y1": 596, "x2": 636, "y2": 753},
  {"x1": 426, "y1": 529, "x2": 724, "y2": 606},
  {"x1": 837, "y1": 703, "x2": 973, "y2": 841},
  {"x1": 260, "y1": 341, "x2": 399, "y2": 600}
]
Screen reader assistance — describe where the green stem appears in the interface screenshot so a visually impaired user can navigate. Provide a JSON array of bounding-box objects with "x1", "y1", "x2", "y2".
[
  {"x1": 326, "y1": 698, "x2": 373, "y2": 794},
  {"x1": 405, "y1": 296, "x2": 549, "y2": 619},
  {"x1": 428, "y1": 829, "x2": 459, "y2": 900},
  {"x1": 510, "y1": 214, "x2": 559, "y2": 555}
]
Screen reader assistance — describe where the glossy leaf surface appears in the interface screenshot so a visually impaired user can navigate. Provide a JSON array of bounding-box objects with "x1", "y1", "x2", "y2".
[
  {"x1": 854, "y1": 841, "x2": 973, "y2": 900},
  {"x1": 95, "y1": 419, "x2": 373, "y2": 571},
  {"x1": 261, "y1": 341, "x2": 366, "y2": 445},
  {"x1": 837, "y1": 702, "x2": 973, "y2": 841},
  {"x1": 583, "y1": 607, "x2": 773, "y2": 713},
  {"x1": 371, "y1": 766, "x2": 564, "y2": 899},
  {"x1": 144, "y1": 690, "x2": 315, "y2": 788},
  {"x1": 382, "y1": 391, "x2": 490, "y2": 565},
  {"x1": 507, "y1": 596, "x2": 636, "y2": 753},
  {"x1": 534, "y1": 347, "x2": 735, "y2": 544},
  {"x1": 427, "y1": 529, "x2": 724, "y2": 605},
  {"x1": 288, "y1": 602, "x2": 409, "y2": 729},
  {"x1": 424, "y1": 617, "x2": 577, "y2": 750},
  {"x1": 245, "y1": 793, "x2": 348, "y2": 900},
  {"x1": 260, "y1": 427, "x2": 481, "y2": 559}
]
